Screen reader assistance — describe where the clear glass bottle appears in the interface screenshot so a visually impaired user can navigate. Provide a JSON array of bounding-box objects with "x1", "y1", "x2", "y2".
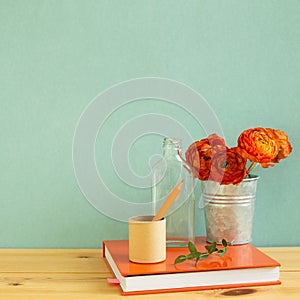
[{"x1": 152, "y1": 137, "x2": 195, "y2": 247}]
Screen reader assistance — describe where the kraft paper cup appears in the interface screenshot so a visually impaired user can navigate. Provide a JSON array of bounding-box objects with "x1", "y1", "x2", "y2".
[{"x1": 129, "y1": 216, "x2": 166, "y2": 263}]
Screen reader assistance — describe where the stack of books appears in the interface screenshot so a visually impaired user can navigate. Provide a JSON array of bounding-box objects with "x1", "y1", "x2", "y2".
[{"x1": 103, "y1": 236, "x2": 280, "y2": 295}]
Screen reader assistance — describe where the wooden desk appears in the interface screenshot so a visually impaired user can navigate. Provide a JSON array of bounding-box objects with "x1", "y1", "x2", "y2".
[{"x1": 0, "y1": 247, "x2": 299, "y2": 299}]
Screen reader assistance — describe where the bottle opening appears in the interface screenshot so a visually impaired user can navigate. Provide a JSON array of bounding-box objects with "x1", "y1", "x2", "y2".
[{"x1": 163, "y1": 137, "x2": 182, "y2": 150}]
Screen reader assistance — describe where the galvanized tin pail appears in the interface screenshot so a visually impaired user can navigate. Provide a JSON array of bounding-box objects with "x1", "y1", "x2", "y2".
[{"x1": 202, "y1": 175, "x2": 259, "y2": 245}]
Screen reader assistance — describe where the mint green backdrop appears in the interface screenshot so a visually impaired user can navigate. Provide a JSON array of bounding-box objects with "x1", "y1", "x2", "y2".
[{"x1": 1, "y1": 1, "x2": 299, "y2": 247}]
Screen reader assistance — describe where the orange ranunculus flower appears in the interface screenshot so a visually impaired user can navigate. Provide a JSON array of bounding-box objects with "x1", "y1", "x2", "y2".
[
  {"x1": 185, "y1": 134, "x2": 226, "y2": 181},
  {"x1": 210, "y1": 148, "x2": 247, "y2": 185},
  {"x1": 237, "y1": 127, "x2": 279, "y2": 165}
]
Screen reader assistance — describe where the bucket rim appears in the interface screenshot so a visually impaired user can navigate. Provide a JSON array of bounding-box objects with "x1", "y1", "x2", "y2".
[
  {"x1": 243, "y1": 174, "x2": 260, "y2": 182},
  {"x1": 201, "y1": 174, "x2": 259, "y2": 186}
]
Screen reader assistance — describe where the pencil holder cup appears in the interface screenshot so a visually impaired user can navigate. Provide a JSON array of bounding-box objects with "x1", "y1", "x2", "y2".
[{"x1": 128, "y1": 216, "x2": 166, "y2": 263}]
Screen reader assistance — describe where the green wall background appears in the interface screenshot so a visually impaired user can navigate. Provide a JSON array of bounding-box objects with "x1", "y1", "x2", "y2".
[{"x1": 1, "y1": 0, "x2": 299, "y2": 248}]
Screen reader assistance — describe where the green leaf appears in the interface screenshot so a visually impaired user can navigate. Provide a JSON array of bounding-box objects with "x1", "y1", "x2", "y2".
[
  {"x1": 205, "y1": 242, "x2": 217, "y2": 254},
  {"x1": 186, "y1": 252, "x2": 199, "y2": 260},
  {"x1": 188, "y1": 241, "x2": 198, "y2": 254},
  {"x1": 218, "y1": 248, "x2": 227, "y2": 256},
  {"x1": 199, "y1": 253, "x2": 210, "y2": 260},
  {"x1": 173, "y1": 238, "x2": 229, "y2": 267},
  {"x1": 222, "y1": 239, "x2": 230, "y2": 247},
  {"x1": 174, "y1": 255, "x2": 187, "y2": 264}
]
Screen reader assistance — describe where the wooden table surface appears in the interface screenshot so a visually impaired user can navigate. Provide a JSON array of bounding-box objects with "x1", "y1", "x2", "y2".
[{"x1": 0, "y1": 247, "x2": 299, "y2": 299}]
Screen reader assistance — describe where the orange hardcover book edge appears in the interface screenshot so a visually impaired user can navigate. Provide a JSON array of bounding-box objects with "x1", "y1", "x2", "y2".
[{"x1": 103, "y1": 237, "x2": 281, "y2": 295}]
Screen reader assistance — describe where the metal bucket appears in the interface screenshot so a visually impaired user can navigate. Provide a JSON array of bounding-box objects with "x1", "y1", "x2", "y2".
[{"x1": 202, "y1": 175, "x2": 259, "y2": 245}]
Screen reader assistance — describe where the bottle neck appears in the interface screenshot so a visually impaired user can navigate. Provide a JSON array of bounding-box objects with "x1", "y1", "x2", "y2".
[{"x1": 162, "y1": 138, "x2": 182, "y2": 159}]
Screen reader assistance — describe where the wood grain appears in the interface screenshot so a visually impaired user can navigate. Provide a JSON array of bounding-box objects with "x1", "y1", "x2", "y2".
[{"x1": 0, "y1": 247, "x2": 299, "y2": 299}]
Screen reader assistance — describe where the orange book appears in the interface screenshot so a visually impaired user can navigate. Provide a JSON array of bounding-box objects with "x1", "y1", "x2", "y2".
[{"x1": 103, "y1": 236, "x2": 280, "y2": 295}]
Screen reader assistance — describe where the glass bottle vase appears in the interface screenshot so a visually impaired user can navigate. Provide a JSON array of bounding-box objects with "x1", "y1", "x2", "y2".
[{"x1": 152, "y1": 137, "x2": 195, "y2": 247}]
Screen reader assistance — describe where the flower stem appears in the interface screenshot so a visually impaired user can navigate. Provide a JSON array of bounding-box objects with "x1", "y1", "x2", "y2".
[{"x1": 247, "y1": 162, "x2": 259, "y2": 174}]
